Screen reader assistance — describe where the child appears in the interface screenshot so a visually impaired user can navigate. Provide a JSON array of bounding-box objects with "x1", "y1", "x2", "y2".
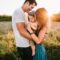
[{"x1": 26, "y1": 11, "x2": 38, "y2": 56}]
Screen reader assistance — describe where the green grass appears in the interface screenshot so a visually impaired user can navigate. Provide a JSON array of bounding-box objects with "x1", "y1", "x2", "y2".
[
  {"x1": 0, "y1": 30, "x2": 60, "y2": 60},
  {"x1": 44, "y1": 30, "x2": 60, "y2": 60},
  {"x1": 0, "y1": 31, "x2": 18, "y2": 60}
]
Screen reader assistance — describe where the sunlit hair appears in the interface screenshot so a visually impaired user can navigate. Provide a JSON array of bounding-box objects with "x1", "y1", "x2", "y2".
[{"x1": 36, "y1": 8, "x2": 48, "y2": 30}]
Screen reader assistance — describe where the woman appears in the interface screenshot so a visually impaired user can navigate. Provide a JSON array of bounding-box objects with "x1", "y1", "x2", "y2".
[{"x1": 28, "y1": 8, "x2": 50, "y2": 60}]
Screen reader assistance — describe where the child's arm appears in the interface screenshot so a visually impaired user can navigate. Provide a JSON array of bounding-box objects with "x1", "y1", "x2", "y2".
[
  {"x1": 30, "y1": 22, "x2": 38, "y2": 30},
  {"x1": 27, "y1": 23, "x2": 33, "y2": 33}
]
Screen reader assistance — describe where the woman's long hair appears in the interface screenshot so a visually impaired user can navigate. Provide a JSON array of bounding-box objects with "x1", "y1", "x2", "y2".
[{"x1": 35, "y1": 8, "x2": 48, "y2": 35}]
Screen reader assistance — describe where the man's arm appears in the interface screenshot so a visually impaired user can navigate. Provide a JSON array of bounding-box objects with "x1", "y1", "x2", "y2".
[{"x1": 16, "y1": 22, "x2": 32, "y2": 40}]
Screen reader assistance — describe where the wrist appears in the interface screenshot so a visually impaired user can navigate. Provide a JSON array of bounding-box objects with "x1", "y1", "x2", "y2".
[
  {"x1": 29, "y1": 31, "x2": 34, "y2": 35},
  {"x1": 27, "y1": 29, "x2": 34, "y2": 35}
]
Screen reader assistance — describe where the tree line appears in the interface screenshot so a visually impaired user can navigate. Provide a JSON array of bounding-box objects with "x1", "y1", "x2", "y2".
[{"x1": 0, "y1": 15, "x2": 12, "y2": 21}]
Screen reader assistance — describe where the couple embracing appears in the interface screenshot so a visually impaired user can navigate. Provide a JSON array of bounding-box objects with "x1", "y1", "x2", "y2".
[{"x1": 12, "y1": 0, "x2": 50, "y2": 60}]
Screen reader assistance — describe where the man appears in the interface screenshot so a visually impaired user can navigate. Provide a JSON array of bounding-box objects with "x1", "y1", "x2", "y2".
[{"x1": 12, "y1": 0, "x2": 37, "y2": 60}]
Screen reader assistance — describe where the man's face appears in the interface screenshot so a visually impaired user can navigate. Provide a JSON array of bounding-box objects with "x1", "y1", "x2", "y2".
[{"x1": 26, "y1": 3, "x2": 36, "y2": 13}]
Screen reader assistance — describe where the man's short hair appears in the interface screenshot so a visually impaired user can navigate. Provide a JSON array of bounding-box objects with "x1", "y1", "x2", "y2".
[{"x1": 24, "y1": 0, "x2": 37, "y2": 6}]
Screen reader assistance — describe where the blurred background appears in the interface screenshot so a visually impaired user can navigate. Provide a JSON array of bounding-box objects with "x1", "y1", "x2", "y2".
[{"x1": 0, "y1": 0, "x2": 60, "y2": 60}]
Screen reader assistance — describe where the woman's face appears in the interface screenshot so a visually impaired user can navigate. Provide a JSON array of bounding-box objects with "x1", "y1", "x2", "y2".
[{"x1": 28, "y1": 15, "x2": 36, "y2": 22}]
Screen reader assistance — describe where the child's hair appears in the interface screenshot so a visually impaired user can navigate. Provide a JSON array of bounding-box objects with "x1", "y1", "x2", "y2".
[
  {"x1": 28, "y1": 11, "x2": 35, "y2": 16},
  {"x1": 28, "y1": 11, "x2": 35, "y2": 21}
]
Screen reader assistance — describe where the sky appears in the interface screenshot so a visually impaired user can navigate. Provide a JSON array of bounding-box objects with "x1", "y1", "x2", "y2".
[{"x1": 0, "y1": 0, "x2": 60, "y2": 16}]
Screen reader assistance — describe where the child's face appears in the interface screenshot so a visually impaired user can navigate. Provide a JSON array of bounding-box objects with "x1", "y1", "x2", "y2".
[{"x1": 28, "y1": 15, "x2": 36, "y2": 22}]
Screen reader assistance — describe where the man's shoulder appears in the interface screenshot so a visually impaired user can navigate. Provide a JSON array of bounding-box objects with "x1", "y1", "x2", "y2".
[
  {"x1": 12, "y1": 8, "x2": 25, "y2": 19},
  {"x1": 12, "y1": 8, "x2": 26, "y2": 23},
  {"x1": 14, "y1": 8, "x2": 22, "y2": 14}
]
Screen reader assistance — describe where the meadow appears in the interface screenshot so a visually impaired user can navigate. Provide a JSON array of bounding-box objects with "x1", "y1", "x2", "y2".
[{"x1": 0, "y1": 15, "x2": 60, "y2": 60}]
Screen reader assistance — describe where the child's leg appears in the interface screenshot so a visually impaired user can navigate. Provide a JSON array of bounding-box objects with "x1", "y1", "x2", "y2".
[{"x1": 31, "y1": 45, "x2": 35, "y2": 56}]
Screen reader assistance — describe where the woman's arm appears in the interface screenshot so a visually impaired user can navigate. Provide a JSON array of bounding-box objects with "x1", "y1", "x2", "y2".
[
  {"x1": 38, "y1": 25, "x2": 48, "y2": 43},
  {"x1": 29, "y1": 25, "x2": 48, "y2": 44}
]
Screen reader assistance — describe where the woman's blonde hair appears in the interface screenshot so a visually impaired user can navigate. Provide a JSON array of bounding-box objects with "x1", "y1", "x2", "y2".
[{"x1": 36, "y1": 8, "x2": 48, "y2": 29}]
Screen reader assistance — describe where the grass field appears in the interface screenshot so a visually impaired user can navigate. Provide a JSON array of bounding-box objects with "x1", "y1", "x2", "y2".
[{"x1": 0, "y1": 21, "x2": 60, "y2": 60}]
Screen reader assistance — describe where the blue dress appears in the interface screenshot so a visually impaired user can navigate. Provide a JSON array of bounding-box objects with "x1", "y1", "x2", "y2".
[{"x1": 33, "y1": 44, "x2": 47, "y2": 60}]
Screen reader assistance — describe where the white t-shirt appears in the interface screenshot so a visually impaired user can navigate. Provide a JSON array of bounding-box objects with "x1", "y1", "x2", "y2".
[{"x1": 12, "y1": 8, "x2": 30, "y2": 47}]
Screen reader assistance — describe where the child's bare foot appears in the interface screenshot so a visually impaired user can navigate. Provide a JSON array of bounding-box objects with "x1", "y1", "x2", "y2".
[{"x1": 32, "y1": 50, "x2": 35, "y2": 56}]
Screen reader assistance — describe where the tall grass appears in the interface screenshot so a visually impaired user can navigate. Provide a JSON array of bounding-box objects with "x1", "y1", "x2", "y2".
[
  {"x1": 0, "y1": 15, "x2": 60, "y2": 60},
  {"x1": 0, "y1": 29, "x2": 60, "y2": 60},
  {"x1": 0, "y1": 31, "x2": 18, "y2": 60},
  {"x1": 44, "y1": 30, "x2": 60, "y2": 60}
]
